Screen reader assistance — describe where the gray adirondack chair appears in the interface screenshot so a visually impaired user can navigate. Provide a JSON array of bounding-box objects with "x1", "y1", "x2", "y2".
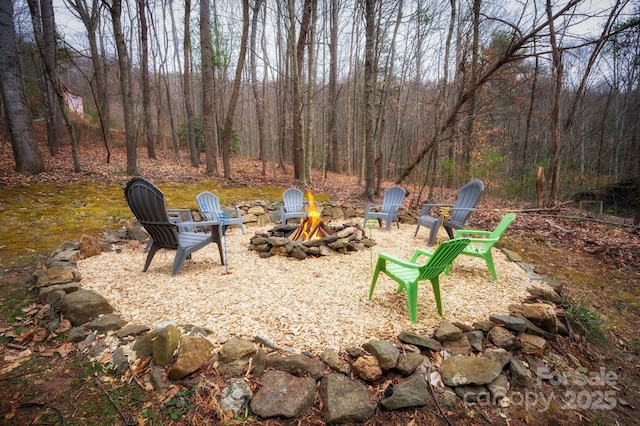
[
  {"x1": 363, "y1": 186, "x2": 406, "y2": 231},
  {"x1": 196, "y1": 191, "x2": 246, "y2": 235},
  {"x1": 280, "y1": 188, "x2": 308, "y2": 224},
  {"x1": 414, "y1": 179, "x2": 484, "y2": 246},
  {"x1": 124, "y1": 177, "x2": 225, "y2": 276}
]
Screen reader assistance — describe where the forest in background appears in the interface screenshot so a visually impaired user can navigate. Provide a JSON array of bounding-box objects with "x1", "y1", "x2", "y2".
[{"x1": 1, "y1": 0, "x2": 639, "y2": 220}]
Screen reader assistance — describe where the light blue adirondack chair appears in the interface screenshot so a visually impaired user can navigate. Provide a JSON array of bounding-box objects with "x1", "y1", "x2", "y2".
[
  {"x1": 196, "y1": 191, "x2": 246, "y2": 235},
  {"x1": 280, "y1": 188, "x2": 308, "y2": 225},
  {"x1": 363, "y1": 186, "x2": 406, "y2": 231}
]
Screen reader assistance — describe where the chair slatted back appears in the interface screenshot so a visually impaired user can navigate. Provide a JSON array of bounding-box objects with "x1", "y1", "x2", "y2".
[
  {"x1": 196, "y1": 192, "x2": 222, "y2": 221},
  {"x1": 125, "y1": 177, "x2": 179, "y2": 250},
  {"x1": 417, "y1": 238, "x2": 471, "y2": 281},
  {"x1": 380, "y1": 186, "x2": 406, "y2": 213},
  {"x1": 449, "y1": 179, "x2": 484, "y2": 228}
]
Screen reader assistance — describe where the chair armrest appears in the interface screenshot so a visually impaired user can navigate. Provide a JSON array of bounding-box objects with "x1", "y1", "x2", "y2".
[
  {"x1": 419, "y1": 203, "x2": 453, "y2": 216},
  {"x1": 453, "y1": 229, "x2": 492, "y2": 238},
  {"x1": 378, "y1": 252, "x2": 423, "y2": 269},
  {"x1": 167, "y1": 208, "x2": 193, "y2": 223},
  {"x1": 448, "y1": 207, "x2": 477, "y2": 213},
  {"x1": 175, "y1": 219, "x2": 220, "y2": 231},
  {"x1": 365, "y1": 203, "x2": 380, "y2": 212},
  {"x1": 410, "y1": 248, "x2": 434, "y2": 263}
]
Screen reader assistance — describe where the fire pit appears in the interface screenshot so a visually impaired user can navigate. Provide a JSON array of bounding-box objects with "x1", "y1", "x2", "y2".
[{"x1": 250, "y1": 191, "x2": 373, "y2": 259}]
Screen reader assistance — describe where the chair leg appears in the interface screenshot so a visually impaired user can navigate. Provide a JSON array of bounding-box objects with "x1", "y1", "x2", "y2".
[
  {"x1": 484, "y1": 253, "x2": 497, "y2": 280},
  {"x1": 143, "y1": 245, "x2": 160, "y2": 272},
  {"x1": 430, "y1": 276, "x2": 443, "y2": 316},
  {"x1": 445, "y1": 226, "x2": 455, "y2": 239},
  {"x1": 368, "y1": 260, "x2": 384, "y2": 299},
  {"x1": 414, "y1": 223, "x2": 421, "y2": 237},
  {"x1": 384, "y1": 216, "x2": 392, "y2": 231},
  {"x1": 405, "y1": 282, "x2": 419, "y2": 323},
  {"x1": 172, "y1": 248, "x2": 190, "y2": 276}
]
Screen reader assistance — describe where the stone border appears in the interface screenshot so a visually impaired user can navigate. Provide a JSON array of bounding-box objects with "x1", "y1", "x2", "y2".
[{"x1": 33, "y1": 211, "x2": 578, "y2": 424}]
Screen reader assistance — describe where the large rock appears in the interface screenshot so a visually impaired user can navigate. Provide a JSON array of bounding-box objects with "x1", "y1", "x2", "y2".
[
  {"x1": 439, "y1": 355, "x2": 503, "y2": 386},
  {"x1": 435, "y1": 321, "x2": 464, "y2": 341},
  {"x1": 168, "y1": 336, "x2": 214, "y2": 380},
  {"x1": 487, "y1": 326, "x2": 521, "y2": 351},
  {"x1": 362, "y1": 340, "x2": 399, "y2": 371},
  {"x1": 320, "y1": 349, "x2": 351, "y2": 375},
  {"x1": 58, "y1": 289, "x2": 113, "y2": 326},
  {"x1": 319, "y1": 374, "x2": 375, "y2": 424},
  {"x1": 250, "y1": 370, "x2": 316, "y2": 418},
  {"x1": 381, "y1": 370, "x2": 431, "y2": 410},
  {"x1": 509, "y1": 303, "x2": 557, "y2": 333},
  {"x1": 85, "y1": 314, "x2": 127, "y2": 333},
  {"x1": 153, "y1": 324, "x2": 181, "y2": 367},
  {"x1": 34, "y1": 264, "x2": 80, "y2": 288},
  {"x1": 220, "y1": 378, "x2": 252, "y2": 416},
  {"x1": 398, "y1": 331, "x2": 443, "y2": 351},
  {"x1": 264, "y1": 353, "x2": 326, "y2": 379},
  {"x1": 352, "y1": 354, "x2": 382, "y2": 382}
]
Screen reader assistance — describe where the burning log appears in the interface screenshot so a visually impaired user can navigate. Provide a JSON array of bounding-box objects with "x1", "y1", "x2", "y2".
[{"x1": 289, "y1": 217, "x2": 333, "y2": 242}]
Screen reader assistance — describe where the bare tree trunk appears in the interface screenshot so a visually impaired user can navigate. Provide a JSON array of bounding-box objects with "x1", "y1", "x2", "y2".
[
  {"x1": 327, "y1": 0, "x2": 339, "y2": 173},
  {"x1": 0, "y1": 0, "x2": 45, "y2": 174},
  {"x1": 137, "y1": 0, "x2": 155, "y2": 159},
  {"x1": 546, "y1": 0, "x2": 563, "y2": 206},
  {"x1": 183, "y1": 0, "x2": 198, "y2": 167},
  {"x1": 31, "y1": 0, "x2": 81, "y2": 172},
  {"x1": 463, "y1": 0, "x2": 481, "y2": 178},
  {"x1": 65, "y1": 0, "x2": 112, "y2": 163},
  {"x1": 288, "y1": 0, "x2": 312, "y2": 182},
  {"x1": 250, "y1": 0, "x2": 266, "y2": 175},
  {"x1": 27, "y1": 0, "x2": 63, "y2": 156},
  {"x1": 221, "y1": 0, "x2": 250, "y2": 179},
  {"x1": 363, "y1": 0, "x2": 377, "y2": 199},
  {"x1": 106, "y1": 0, "x2": 137, "y2": 175},
  {"x1": 304, "y1": 0, "x2": 317, "y2": 184},
  {"x1": 201, "y1": 0, "x2": 219, "y2": 176}
]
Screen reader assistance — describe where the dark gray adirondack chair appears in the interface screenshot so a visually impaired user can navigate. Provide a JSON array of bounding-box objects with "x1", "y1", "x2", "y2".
[
  {"x1": 196, "y1": 191, "x2": 246, "y2": 235},
  {"x1": 414, "y1": 179, "x2": 484, "y2": 246},
  {"x1": 363, "y1": 186, "x2": 406, "y2": 231},
  {"x1": 280, "y1": 188, "x2": 308, "y2": 224},
  {"x1": 124, "y1": 177, "x2": 225, "y2": 276}
]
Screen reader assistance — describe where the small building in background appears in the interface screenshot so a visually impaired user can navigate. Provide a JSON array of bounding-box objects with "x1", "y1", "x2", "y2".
[{"x1": 62, "y1": 83, "x2": 84, "y2": 117}]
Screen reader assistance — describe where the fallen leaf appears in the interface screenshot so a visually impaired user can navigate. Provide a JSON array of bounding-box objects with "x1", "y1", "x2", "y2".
[{"x1": 54, "y1": 342, "x2": 75, "y2": 358}]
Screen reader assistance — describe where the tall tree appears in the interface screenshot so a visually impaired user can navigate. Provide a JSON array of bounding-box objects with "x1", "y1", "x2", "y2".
[
  {"x1": 363, "y1": 0, "x2": 377, "y2": 198},
  {"x1": 288, "y1": 0, "x2": 312, "y2": 182},
  {"x1": 0, "y1": 0, "x2": 45, "y2": 174},
  {"x1": 249, "y1": 0, "x2": 267, "y2": 175},
  {"x1": 327, "y1": 0, "x2": 339, "y2": 173},
  {"x1": 27, "y1": 0, "x2": 63, "y2": 156},
  {"x1": 65, "y1": 0, "x2": 112, "y2": 163},
  {"x1": 221, "y1": 0, "x2": 250, "y2": 179},
  {"x1": 200, "y1": 0, "x2": 219, "y2": 176},
  {"x1": 105, "y1": 0, "x2": 137, "y2": 175},
  {"x1": 545, "y1": 0, "x2": 563, "y2": 207},
  {"x1": 183, "y1": 0, "x2": 198, "y2": 167},
  {"x1": 137, "y1": 0, "x2": 155, "y2": 159}
]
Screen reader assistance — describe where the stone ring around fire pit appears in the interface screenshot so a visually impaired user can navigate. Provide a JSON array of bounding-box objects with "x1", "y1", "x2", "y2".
[{"x1": 250, "y1": 221, "x2": 374, "y2": 259}]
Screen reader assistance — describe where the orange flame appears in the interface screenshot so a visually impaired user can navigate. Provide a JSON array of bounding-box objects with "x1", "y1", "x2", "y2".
[{"x1": 301, "y1": 189, "x2": 322, "y2": 240}]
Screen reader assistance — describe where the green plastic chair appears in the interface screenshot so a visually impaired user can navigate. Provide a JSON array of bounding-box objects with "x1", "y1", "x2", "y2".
[
  {"x1": 446, "y1": 213, "x2": 516, "y2": 280},
  {"x1": 369, "y1": 238, "x2": 470, "y2": 323}
]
